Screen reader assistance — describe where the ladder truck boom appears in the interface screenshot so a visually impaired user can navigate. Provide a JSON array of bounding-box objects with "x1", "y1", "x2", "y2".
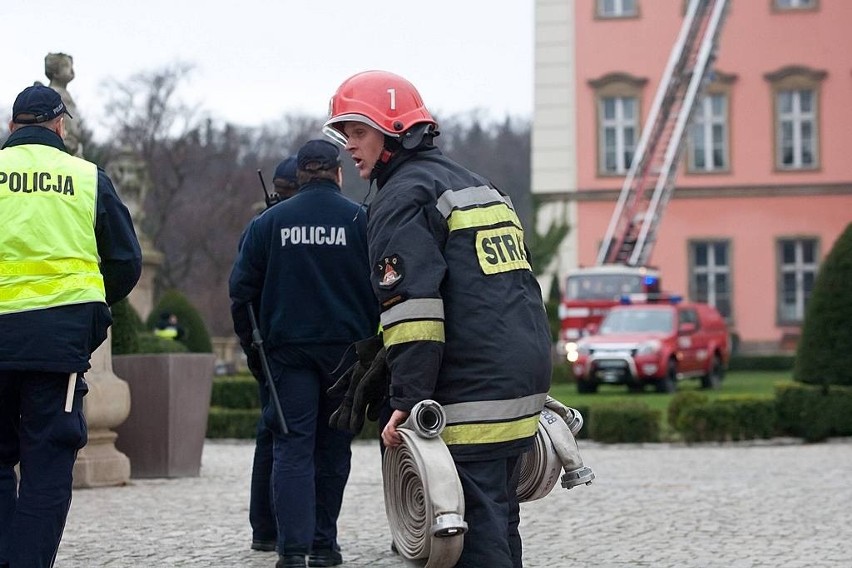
[{"x1": 596, "y1": 0, "x2": 730, "y2": 267}]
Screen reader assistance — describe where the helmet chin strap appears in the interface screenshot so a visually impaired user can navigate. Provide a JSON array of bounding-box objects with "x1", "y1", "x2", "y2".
[
  {"x1": 369, "y1": 124, "x2": 438, "y2": 183},
  {"x1": 370, "y1": 137, "x2": 402, "y2": 182}
]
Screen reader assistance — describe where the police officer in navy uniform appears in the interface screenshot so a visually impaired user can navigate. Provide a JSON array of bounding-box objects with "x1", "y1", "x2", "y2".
[
  {"x1": 0, "y1": 85, "x2": 142, "y2": 568},
  {"x1": 271, "y1": 156, "x2": 299, "y2": 202},
  {"x1": 324, "y1": 71, "x2": 552, "y2": 568},
  {"x1": 246, "y1": 155, "x2": 299, "y2": 553},
  {"x1": 229, "y1": 139, "x2": 378, "y2": 568}
]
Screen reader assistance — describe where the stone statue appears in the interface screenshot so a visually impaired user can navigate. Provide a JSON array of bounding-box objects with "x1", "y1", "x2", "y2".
[
  {"x1": 44, "y1": 52, "x2": 83, "y2": 157},
  {"x1": 107, "y1": 146, "x2": 148, "y2": 231}
]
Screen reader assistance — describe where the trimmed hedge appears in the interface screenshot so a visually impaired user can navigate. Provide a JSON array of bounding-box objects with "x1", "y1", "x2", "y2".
[
  {"x1": 794, "y1": 222, "x2": 852, "y2": 386},
  {"x1": 588, "y1": 402, "x2": 661, "y2": 443},
  {"x1": 206, "y1": 374, "x2": 382, "y2": 441},
  {"x1": 207, "y1": 407, "x2": 260, "y2": 439},
  {"x1": 551, "y1": 363, "x2": 574, "y2": 385},
  {"x1": 667, "y1": 391, "x2": 709, "y2": 431},
  {"x1": 728, "y1": 355, "x2": 795, "y2": 372},
  {"x1": 775, "y1": 382, "x2": 852, "y2": 442},
  {"x1": 136, "y1": 332, "x2": 189, "y2": 354},
  {"x1": 211, "y1": 375, "x2": 261, "y2": 409},
  {"x1": 111, "y1": 298, "x2": 142, "y2": 355},
  {"x1": 677, "y1": 396, "x2": 776, "y2": 443}
]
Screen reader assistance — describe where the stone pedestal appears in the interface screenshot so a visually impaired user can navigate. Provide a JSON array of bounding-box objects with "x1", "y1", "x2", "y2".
[
  {"x1": 73, "y1": 331, "x2": 132, "y2": 488},
  {"x1": 128, "y1": 239, "x2": 164, "y2": 322}
]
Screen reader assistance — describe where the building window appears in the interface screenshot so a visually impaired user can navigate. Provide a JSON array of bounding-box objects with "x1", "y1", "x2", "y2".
[
  {"x1": 689, "y1": 240, "x2": 732, "y2": 319},
  {"x1": 774, "y1": 0, "x2": 817, "y2": 10},
  {"x1": 590, "y1": 73, "x2": 646, "y2": 176},
  {"x1": 688, "y1": 93, "x2": 729, "y2": 172},
  {"x1": 600, "y1": 96, "x2": 638, "y2": 174},
  {"x1": 597, "y1": 0, "x2": 638, "y2": 18},
  {"x1": 777, "y1": 89, "x2": 817, "y2": 169},
  {"x1": 777, "y1": 237, "x2": 819, "y2": 324},
  {"x1": 765, "y1": 66, "x2": 825, "y2": 172}
]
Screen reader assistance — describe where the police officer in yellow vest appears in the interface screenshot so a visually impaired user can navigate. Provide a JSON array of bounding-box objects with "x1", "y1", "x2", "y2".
[{"x1": 0, "y1": 85, "x2": 142, "y2": 568}]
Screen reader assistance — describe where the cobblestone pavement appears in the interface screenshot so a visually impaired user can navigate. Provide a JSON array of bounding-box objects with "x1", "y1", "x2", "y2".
[{"x1": 56, "y1": 438, "x2": 852, "y2": 567}]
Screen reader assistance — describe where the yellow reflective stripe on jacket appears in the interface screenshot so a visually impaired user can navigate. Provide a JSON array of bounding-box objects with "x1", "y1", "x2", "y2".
[
  {"x1": 0, "y1": 259, "x2": 100, "y2": 276},
  {"x1": 0, "y1": 274, "x2": 105, "y2": 303},
  {"x1": 440, "y1": 414, "x2": 540, "y2": 446},
  {"x1": 445, "y1": 202, "x2": 522, "y2": 232},
  {"x1": 383, "y1": 320, "x2": 445, "y2": 346}
]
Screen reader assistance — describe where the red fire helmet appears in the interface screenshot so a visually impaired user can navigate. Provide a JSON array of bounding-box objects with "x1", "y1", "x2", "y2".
[{"x1": 323, "y1": 70, "x2": 436, "y2": 145}]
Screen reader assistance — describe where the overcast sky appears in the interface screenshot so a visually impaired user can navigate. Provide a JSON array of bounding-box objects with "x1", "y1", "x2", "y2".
[{"x1": 3, "y1": 1, "x2": 534, "y2": 140}]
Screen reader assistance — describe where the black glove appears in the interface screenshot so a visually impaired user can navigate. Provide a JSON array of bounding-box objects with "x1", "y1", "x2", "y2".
[
  {"x1": 328, "y1": 335, "x2": 387, "y2": 434},
  {"x1": 246, "y1": 349, "x2": 263, "y2": 381},
  {"x1": 349, "y1": 347, "x2": 388, "y2": 433}
]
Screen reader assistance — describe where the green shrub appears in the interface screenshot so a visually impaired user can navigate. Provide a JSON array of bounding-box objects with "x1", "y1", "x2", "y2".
[
  {"x1": 728, "y1": 355, "x2": 795, "y2": 372},
  {"x1": 212, "y1": 375, "x2": 261, "y2": 409},
  {"x1": 570, "y1": 404, "x2": 592, "y2": 440},
  {"x1": 589, "y1": 402, "x2": 660, "y2": 443},
  {"x1": 775, "y1": 382, "x2": 852, "y2": 442},
  {"x1": 136, "y1": 332, "x2": 189, "y2": 354},
  {"x1": 206, "y1": 374, "x2": 382, "y2": 441},
  {"x1": 551, "y1": 363, "x2": 574, "y2": 385},
  {"x1": 147, "y1": 289, "x2": 213, "y2": 353},
  {"x1": 544, "y1": 299, "x2": 562, "y2": 343},
  {"x1": 111, "y1": 298, "x2": 142, "y2": 355},
  {"x1": 207, "y1": 407, "x2": 259, "y2": 438},
  {"x1": 667, "y1": 391, "x2": 709, "y2": 431},
  {"x1": 794, "y1": 222, "x2": 852, "y2": 387},
  {"x1": 678, "y1": 397, "x2": 776, "y2": 443}
]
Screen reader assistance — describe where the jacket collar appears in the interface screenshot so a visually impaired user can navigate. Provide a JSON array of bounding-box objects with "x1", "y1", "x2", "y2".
[
  {"x1": 2, "y1": 125, "x2": 68, "y2": 152},
  {"x1": 375, "y1": 146, "x2": 443, "y2": 190}
]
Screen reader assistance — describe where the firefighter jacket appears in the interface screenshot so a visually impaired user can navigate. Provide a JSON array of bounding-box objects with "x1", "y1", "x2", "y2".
[
  {"x1": 370, "y1": 147, "x2": 552, "y2": 461},
  {"x1": 229, "y1": 179, "x2": 379, "y2": 353},
  {"x1": 0, "y1": 126, "x2": 142, "y2": 372}
]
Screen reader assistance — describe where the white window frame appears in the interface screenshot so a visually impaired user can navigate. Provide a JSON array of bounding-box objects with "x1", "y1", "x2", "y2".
[
  {"x1": 599, "y1": 96, "x2": 638, "y2": 175},
  {"x1": 688, "y1": 93, "x2": 729, "y2": 173},
  {"x1": 776, "y1": 89, "x2": 817, "y2": 170},
  {"x1": 775, "y1": 0, "x2": 816, "y2": 10},
  {"x1": 597, "y1": 0, "x2": 638, "y2": 18},
  {"x1": 777, "y1": 237, "x2": 819, "y2": 324},
  {"x1": 689, "y1": 240, "x2": 732, "y2": 320}
]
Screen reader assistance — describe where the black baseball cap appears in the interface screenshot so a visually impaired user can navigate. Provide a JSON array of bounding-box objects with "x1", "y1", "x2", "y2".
[
  {"x1": 297, "y1": 139, "x2": 341, "y2": 171},
  {"x1": 12, "y1": 85, "x2": 73, "y2": 124},
  {"x1": 274, "y1": 157, "x2": 298, "y2": 183}
]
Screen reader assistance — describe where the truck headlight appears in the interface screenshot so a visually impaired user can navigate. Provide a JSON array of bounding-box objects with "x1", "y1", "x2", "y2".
[
  {"x1": 565, "y1": 342, "x2": 579, "y2": 362},
  {"x1": 636, "y1": 340, "x2": 661, "y2": 356}
]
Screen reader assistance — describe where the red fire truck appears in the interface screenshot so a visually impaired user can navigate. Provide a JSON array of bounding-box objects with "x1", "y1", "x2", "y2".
[
  {"x1": 556, "y1": 0, "x2": 729, "y2": 359},
  {"x1": 557, "y1": 265, "x2": 661, "y2": 343}
]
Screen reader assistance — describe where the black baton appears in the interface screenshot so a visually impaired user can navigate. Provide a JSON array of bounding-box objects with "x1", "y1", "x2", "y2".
[{"x1": 247, "y1": 302, "x2": 289, "y2": 435}]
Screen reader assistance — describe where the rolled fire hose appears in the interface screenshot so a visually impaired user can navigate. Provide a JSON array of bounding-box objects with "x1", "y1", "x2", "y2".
[
  {"x1": 516, "y1": 400, "x2": 595, "y2": 502},
  {"x1": 382, "y1": 400, "x2": 467, "y2": 568}
]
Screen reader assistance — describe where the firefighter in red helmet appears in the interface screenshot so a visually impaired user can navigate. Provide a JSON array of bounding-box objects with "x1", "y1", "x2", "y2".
[{"x1": 324, "y1": 70, "x2": 552, "y2": 568}]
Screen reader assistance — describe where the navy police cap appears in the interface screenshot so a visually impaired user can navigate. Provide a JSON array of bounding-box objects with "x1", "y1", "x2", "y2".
[
  {"x1": 297, "y1": 139, "x2": 341, "y2": 171},
  {"x1": 12, "y1": 85, "x2": 73, "y2": 124},
  {"x1": 273, "y1": 157, "x2": 298, "y2": 183}
]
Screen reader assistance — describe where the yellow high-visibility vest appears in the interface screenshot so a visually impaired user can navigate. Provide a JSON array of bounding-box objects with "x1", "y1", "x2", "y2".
[
  {"x1": 154, "y1": 327, "x2": 179, "y2": 340},
  {"x1": 0, "y1": 142, "x2": 106, "y2": 315}
]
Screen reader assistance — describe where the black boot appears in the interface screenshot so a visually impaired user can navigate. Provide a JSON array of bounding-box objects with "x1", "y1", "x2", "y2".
[
  {"x1": 252, "y1": 538, "x2": 277, "y2": 552},
  {"x1": 308, "y1": 548, "x2": 343, "y2": 567},
  {"x1": 276, "y1": 554, "x2": 307, "y2": 568}
]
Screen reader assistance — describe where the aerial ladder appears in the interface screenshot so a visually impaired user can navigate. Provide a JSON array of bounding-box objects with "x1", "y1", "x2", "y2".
[{"x1": 596, "y1": 0, "x2": 730, "y2": 267}]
